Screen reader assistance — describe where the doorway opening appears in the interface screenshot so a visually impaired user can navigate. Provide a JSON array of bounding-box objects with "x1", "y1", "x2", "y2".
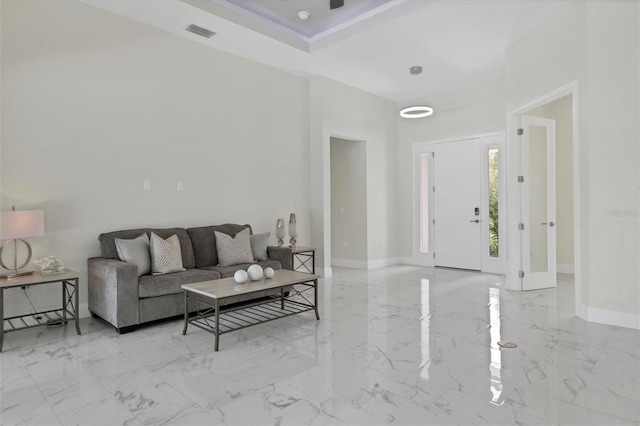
[
  {"x1": 507, "y1": 82, "x2": 580, "y2": 315},
  {"x1": 330, "y1": 137, "x2": 367, "y2": 269}
]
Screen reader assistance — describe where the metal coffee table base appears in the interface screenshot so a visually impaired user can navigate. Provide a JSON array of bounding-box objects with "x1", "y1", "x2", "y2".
[{"x1": 182, "y1": 280, "x2": 319, "y2": 351}]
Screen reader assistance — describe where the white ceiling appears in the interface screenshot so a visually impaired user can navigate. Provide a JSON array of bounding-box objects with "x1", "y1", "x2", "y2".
[{"x1": 83, "y1": 0, "x2": 565, "y2": 103}]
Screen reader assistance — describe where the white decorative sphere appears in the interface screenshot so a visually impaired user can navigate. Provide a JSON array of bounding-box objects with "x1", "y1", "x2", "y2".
[
  {"x1": 264, "y1": 267, "x2": 275, "y2": 279},
  {"x1": 247, "y1": 264, "x2": 264, "y2": 281},
  {"x1": 234, "y1": 269, "x2": 248, "y2": 284}
]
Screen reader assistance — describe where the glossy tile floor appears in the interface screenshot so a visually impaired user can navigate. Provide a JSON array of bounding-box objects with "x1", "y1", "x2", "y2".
[{"x1": 1, "y1": 266, "x2": 639, "y2": 425}]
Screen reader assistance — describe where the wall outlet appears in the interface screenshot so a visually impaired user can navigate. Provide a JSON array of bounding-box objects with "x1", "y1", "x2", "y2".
[
  {"x1": 143, "y1": 180, "x2": 152, "y2": 191},
  {"x1": 177, "y1": 181, "x2": 184, "y2": 191}
]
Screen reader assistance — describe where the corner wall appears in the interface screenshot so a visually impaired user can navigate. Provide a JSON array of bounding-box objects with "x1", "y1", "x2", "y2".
[
  {"x1": 505, "y1": 0, "x2": 639, "y2": 328},
  {"x1": 1, "y1": 0, "x2": 310, "y2": 316}
]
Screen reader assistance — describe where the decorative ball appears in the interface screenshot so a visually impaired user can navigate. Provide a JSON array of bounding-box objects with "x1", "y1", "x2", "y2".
[
  {"x1": 247, "y1": 264, "x2": 264, "y2": 281},
  {"x1": 234, "y1": 269, "x2": 248, "y2": 284},
  {"x1": 264, "y1": 267, "x2": 275, "y2": 279}
]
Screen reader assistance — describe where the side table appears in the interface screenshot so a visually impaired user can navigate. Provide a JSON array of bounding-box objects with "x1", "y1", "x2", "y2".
[
  {"x1": 291, "y1": 246, "x2": 315, "y2": 274},
  {"x1": 1, "y1": 268, "x2": 81, "y2": 351}
]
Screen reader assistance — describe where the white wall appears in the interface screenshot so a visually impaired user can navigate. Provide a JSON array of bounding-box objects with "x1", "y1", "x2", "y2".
[
  {"x1": 528, "y1": 95, "x2": 574, "y2": 271},
  {"x1": 310, "y1": 77, "x2": 399, "y2": 274},
  {"x1": 397, "y1": 80, "x2": 505, "y2": 261},
  {"x1": 1, "y1": 0, "x2": 310, "y2": 316},
  {"x1": 506, "y1": 1, "x2": 639, "y2": 327},
  {"x1": 330, "y1": 137, "x2": 367, "y2": 263}
]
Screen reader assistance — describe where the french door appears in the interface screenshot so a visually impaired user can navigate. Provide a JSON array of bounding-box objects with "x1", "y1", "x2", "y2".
[{"x1": 520, "y1": 116, "x2": 557, "y2": 290}]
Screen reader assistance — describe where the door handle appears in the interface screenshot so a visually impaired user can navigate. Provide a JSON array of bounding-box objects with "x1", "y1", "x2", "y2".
[
  {"x1": 469, "y1": 219, "x2": 480, "y2": 223},
  {"x1": 540, "y1": 222, "x2": 556, "y2": 227}
]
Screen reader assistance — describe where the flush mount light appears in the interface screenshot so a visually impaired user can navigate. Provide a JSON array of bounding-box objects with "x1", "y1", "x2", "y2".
[
  {"x1": 298, "y1": 10, "x2": 310, "y2": 20},
  {"x1": 400, "y1": 105, "x2": 434, "y2": 118},
  {"x1": 410, "y1": 66, "x2": 423, "y2": 75}
]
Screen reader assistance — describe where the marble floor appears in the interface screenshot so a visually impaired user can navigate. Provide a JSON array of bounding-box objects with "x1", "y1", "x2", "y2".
[{"x1": 1, "y1": 266, "x2": 639, "y2": 426}]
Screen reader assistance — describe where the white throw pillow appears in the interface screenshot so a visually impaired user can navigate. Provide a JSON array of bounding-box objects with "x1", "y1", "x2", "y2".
[
  {"x1": 115, "y1": 233, "x2": 151, "y2": 276},
  {"x1": 215, "y1": 228, "x2": 254, "y2": 266},
  {"x1": 150, "y1": 232, "x2": 186, "y2": 275}
]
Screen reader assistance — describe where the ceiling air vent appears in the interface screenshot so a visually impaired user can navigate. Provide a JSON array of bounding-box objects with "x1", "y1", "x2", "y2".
[{"x1": 185, "y1": 24, "x2": 216, "y2": 38}]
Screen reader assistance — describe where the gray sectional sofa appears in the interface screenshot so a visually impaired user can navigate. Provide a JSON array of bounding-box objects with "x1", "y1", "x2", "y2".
[{"x1": 88, "y1": 223, "x2": 292, "y2": 333}]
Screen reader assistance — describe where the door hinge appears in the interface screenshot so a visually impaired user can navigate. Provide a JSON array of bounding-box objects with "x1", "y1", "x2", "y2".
[
  {"x1": 433, "y1": 252, "x2": 436, "y2": 259},
  {"x1": 518, "y1": 175, "x2": 524, "y2": 183},
  {"x1": 518, "y1": 270, "x2": 525, "y2": 278},
  {"x1": 517, "y1": 128, "x2": 524, "y2": 136},
  {"x1": 518, "y1": 223, "x2": 524, "y2": 231},
  {"x1": 431, "y1": 152, "x2": 435, "y2": 158},
  {"x1": 432, "y1": 219, "x2": 435, "y2": 225},
  {"x1": 433, "y1": 186, "x2": 435, "y2": 192}
]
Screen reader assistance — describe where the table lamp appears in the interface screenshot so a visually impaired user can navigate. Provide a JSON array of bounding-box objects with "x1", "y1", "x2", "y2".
[{"x1": 0, "y1": 207, "x2": 45, "y2": 278}]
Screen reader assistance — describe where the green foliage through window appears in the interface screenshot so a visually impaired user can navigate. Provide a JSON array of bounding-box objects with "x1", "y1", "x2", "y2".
[{"x1": 488, "y1": 149, "x2": 499, "y2": 258}]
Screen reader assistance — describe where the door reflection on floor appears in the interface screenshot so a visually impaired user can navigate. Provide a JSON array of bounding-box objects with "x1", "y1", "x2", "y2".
[
  {"x1": 489, "y1": 287, "x2": 503, "y2": 404},
  {"x1": 420, "y1": 279, "x2": 431, "y2": 380}
]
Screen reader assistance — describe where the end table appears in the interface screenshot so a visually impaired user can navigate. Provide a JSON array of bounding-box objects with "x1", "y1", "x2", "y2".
[
  {"x1": 1, "y1": 268, "x2": 81, "y2": 351},
  {"x1": 291, "y1": 246, "x2": 315, "y2": 274}
]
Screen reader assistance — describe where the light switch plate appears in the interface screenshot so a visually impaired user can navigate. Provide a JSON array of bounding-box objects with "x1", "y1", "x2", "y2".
[
  {"x1": 177, "y1": 181, "x2": 184, "y2": 192},
  {"x1": 143, "y1": 180, "x2": 152, "y2": 191}
]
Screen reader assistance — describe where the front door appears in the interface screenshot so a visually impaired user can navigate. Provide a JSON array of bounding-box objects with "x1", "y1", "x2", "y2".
[
  {"x1": 434, "y1": 139, "x2": 482, "y2": 270},
  {"x1": 520, "y1": 115, "x2": 557, "y2": 290}
]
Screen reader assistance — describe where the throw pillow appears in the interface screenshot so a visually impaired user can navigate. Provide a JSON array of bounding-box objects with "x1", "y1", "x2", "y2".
[
  {"x1": 250, "y1": 232, "x2": 271, "y2": 261},
  {"x1": 215, "y1": 228, "x2": 254, "y2": 266},
  {"x1": 115, "y1": 233, "x2": 151, "y2": 276},
  {"x1": 150, "y1": 232, "x2": 186, "y2": 275}
]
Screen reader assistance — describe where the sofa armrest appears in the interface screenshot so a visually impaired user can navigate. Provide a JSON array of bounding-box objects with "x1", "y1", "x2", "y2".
[
  {"x1": 88, "y1": 257, "x2": 140, "y2": 330},
  {"x1": 267, "y1": 246, "x2": 293, "y2": 270}
]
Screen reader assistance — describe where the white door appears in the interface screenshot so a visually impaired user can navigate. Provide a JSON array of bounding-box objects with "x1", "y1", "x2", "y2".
[
  {"x1": 434, "y1": 139, "x2": 482, "y2": 270},
  {"x1": 520, "y1": 116, "x2": 557, "y2": 290}
]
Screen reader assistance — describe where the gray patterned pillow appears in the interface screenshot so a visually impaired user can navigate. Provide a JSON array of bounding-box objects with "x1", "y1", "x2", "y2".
[
  {"x1": 215, "y1": 228, "x2": 254, "y2": 266},
  {"x1": 150, "y1": 232, "x2": 186, "y2": 275}
]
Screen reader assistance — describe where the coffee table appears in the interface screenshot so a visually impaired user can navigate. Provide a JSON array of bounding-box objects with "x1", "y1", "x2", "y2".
[{"x1": 181, "y1": 269, "x2": 319, "y2": 350}]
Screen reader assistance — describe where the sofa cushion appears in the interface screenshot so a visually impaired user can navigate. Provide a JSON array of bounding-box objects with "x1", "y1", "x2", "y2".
[
  {"x1": 99, "y1": 228, "x2": 196, "y2": 269},
  {"x1": 202, "y1": 259, "x2": 282, "y2": 278},
  {"x1": 115, "y1": 233, "x2": 151, "y2": 276},
  {"x1": 250, "y1": 232, "x2": 270, "y2": 261},
  {"x1": 215, "y1": 228, "x2": 254, "y2": 266},
  {"x1": 138, "y1": 268, "x2": 221, "y2": 298},
  {"x1": 150, "y1": 233, "x2": 185, "y2": 275},
  {"x1": 187, "y1": 224, "x2": 252, "y2": 268}
]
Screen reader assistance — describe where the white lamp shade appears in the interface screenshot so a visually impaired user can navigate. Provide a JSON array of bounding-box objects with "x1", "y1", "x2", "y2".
[{"x1": 0, "y1": 210, "x2": 45, "y2": 240}]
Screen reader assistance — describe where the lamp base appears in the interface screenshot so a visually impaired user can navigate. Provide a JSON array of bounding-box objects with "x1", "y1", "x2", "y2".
[{"x1": 0, "y1": 269, "x2": 35, "y2": 279}]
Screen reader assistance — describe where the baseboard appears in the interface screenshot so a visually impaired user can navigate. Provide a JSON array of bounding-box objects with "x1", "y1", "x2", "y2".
[
  {"x1": 331, "y1": 258, "x2": 368, "y2": 269},
  {"x1": 318, "y1": 267, "x2": 332, "y2": 278},
  {"x1": 577, "y1": 302, "x2": 640, "y2": 330},
  {"x1": 368, "y1": 257, "x2": 402, "y2": 269},
  {"x1": 557, "y1": 264, "x2": 575, "y2": 274},
  {"x1": 79, "y1": 303, "x2": 91, "y2": 318},
  {"x1": 331, "y1": 257, "x2": 402, "y2": 270}
]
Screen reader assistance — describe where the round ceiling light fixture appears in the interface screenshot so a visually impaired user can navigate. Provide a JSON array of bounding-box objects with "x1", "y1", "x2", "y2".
[
  {"x1": 400, "y1": 105, "x2": 434, "y2": 118},
  {"x1": 410, "y1": 66, "x2": 423, "y2": 75},
  {"x1": 298, "y1": 10, "x2": 310, "y2": 20}
]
